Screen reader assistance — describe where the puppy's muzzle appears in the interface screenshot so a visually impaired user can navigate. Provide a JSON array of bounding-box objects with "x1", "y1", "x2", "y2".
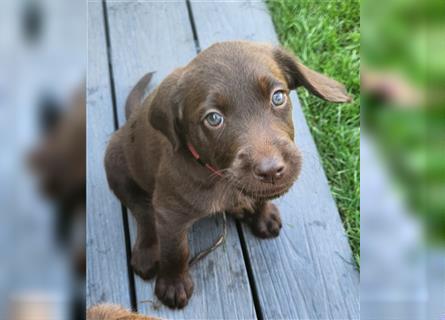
[{"x1": 253, "y1": 156, "x2": 285, "y2": 184}]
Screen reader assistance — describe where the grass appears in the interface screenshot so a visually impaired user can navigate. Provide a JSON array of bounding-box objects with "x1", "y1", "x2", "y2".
[
  {"x1": 362, "y1": 0, "x2": 445, "y2": 245},
  {"x1": 267, "y1": 0, "x2": 361, "y2": 266}
]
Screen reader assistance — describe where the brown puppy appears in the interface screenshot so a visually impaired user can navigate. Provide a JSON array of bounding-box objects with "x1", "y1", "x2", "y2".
[
  {"x1": 87, "y1": 304, "x2": 159, "y2": 320},
  {"x1": 104, "y1": 41, "x2": 350, "y2": 309}
]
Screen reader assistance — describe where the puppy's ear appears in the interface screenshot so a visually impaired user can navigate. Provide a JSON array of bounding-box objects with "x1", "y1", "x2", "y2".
[
  {"x1": 273, "y1": 47, "x2": 352, "y2": 103},
  {"x1": 148, "y1": 70, "x2": 183, "y2": 151}
]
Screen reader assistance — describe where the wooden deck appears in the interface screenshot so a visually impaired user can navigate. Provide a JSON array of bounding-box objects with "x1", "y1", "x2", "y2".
[{"x1": 87, "y1": 1, "x2": 359, "y2": 319}]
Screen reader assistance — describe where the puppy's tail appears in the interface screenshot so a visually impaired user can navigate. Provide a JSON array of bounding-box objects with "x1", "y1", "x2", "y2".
[
  {"x1": 125, "y1": 72, "x2": 154, "y2": 120},
  {"x1": 87, "y1": 304, "x2": 159, "y2": 320}
]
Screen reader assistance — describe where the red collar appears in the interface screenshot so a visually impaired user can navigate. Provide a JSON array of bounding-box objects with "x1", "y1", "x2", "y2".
[{"x1": 187, "y1": 143, "x2": 223, "y2": 177}]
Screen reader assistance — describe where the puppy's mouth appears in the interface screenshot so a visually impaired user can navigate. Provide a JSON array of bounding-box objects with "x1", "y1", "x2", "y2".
[{"x1": 235, "y1": 183, "x2": 292, "y2": 200}]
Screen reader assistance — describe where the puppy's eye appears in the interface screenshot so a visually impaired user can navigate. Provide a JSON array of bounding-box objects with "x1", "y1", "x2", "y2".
[
  {"x1": 205, "y1": 112, "x2": 224, "y2": 127},
  {"x1": 272, "y1": 90, "x2": 286, "y2": 106}
]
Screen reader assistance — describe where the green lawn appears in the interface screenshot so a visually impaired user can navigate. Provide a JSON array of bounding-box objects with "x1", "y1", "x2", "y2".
[
  {"x1": 361, "y1": 0, "x2": 445, "y2": 246},
  {"x1": 267, "y1": 0, "x2": 361, "y2": 266}
]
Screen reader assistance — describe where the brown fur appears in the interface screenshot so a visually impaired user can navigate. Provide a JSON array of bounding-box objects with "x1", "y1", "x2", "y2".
[
  {"x1": 104, "y1": 41, "x2": 350, "y2": 309},
  {"x1": 87, "y1": 304, "x2": 159, "y2": 320}
]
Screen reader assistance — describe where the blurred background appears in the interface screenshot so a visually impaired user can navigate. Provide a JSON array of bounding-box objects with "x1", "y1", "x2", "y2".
[
  {"x1": 361, "y1": 0, "x2": 445, "y2": 319},
  {"x1": 0, "y1": 0, "x2": 85, "y2": 319}
]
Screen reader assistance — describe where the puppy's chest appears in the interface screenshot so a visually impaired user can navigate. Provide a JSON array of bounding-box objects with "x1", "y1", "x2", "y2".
[{"x1": 202, "y1": 184, "x2": 256, "y2": 215}]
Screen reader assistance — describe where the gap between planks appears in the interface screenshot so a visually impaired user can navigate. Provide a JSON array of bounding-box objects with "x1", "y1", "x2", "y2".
[{"x1": 101, "y1": 0, "x2": 137, "y2": 311}]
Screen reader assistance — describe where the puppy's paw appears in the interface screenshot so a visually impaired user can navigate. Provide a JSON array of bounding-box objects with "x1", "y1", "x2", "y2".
[
  {"x1": 155, "y1": 273, "x2": 194, "y2": 309},
  {"x1": 248, "y1": 202, "x2": 282, "y2": 238},
  {"x1": 131, "y1": 244, "x2": 159, "y2": 280}
]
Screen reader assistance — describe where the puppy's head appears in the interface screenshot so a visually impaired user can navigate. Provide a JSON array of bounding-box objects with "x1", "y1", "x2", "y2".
[{"x1": 149, "y1": 41, "x2": 351, "y2": 199}]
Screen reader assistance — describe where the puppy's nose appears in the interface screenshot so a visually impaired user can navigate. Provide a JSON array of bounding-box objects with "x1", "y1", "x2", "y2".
[{"x1": 253, "y1": 157, "x2": 285, "y2": 183}]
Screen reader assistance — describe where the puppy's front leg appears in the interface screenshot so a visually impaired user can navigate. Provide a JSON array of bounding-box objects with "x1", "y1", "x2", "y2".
[
  {"x1": 246, "y1": 201, "x2": 282, "y2": 238},
  {"x1": 154, "y1": 210, "x2": 194, "y2": 309}
]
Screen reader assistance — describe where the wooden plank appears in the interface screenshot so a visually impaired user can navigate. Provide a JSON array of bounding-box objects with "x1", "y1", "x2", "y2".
[
  {"x1": 105, "y1": 2, "x2": 256, "y2": 318},
  {"x1": 105, "y1": 0, "x2": 195, "y2": 127},
  {"x1": 191, "y1": 1, "x2": 360, "y2": 319},
  {"x1": 86, "y1": 2, "x2": 132, "y2": 309}
]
